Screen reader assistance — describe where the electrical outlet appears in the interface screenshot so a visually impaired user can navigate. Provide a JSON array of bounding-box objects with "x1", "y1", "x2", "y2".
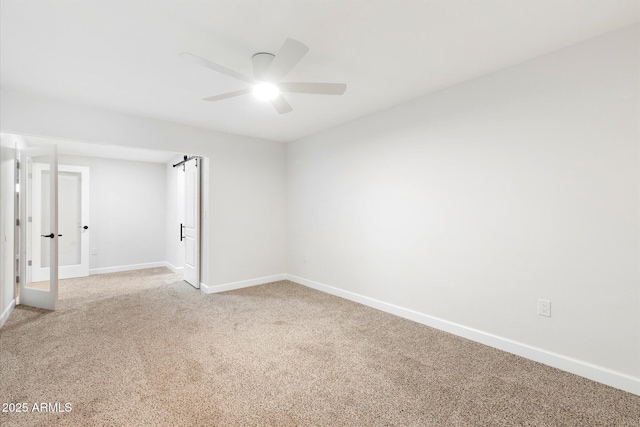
[
  {"x1": 91, "y1": 247, "x2": 98, "y2": 255},
  {"x1": 538, "y1": 299, "x2": 551, "y2": 317}
]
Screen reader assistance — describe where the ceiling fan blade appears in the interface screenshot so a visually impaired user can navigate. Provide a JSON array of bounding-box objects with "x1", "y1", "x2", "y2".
[
  {"x1": 263, "y1": 38, "x2": 309, "y2": 82},
  {"x1": 180, "y1": 52, "x2": 254, "y2": 84},
  {"x1": 279, "y1": 82, "x2": 346, "y2": 95},
  {"x1": 202, "y1": 89, "x2": 251, "y2": 102},
  {"x1": 270, "y1": 96, "x2": 293, "y2": 114}
]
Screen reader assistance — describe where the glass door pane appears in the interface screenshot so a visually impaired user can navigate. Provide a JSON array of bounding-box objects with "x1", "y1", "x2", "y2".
[
  {"x1": 55, "y1": 171, "x2": 82, "y2": 267},
  {"x1": 19, "y1": 145, "x2": 58, "y2": 310}
]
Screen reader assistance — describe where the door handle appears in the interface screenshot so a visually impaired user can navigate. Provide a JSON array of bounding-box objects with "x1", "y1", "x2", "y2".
[
  {"x1": 41, "y1": 233, "x2": 62, "y2": 238},
  {"x1": 180, "y1": 223, "x2": 185, "y2": 241},
  {"x1": 83, "y1": 225, "x2": 89, "y2": 230}
]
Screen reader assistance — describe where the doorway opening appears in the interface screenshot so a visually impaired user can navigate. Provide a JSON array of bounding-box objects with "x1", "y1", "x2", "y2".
[
  {"x1": 6, "y1": 133, "x2": 208, "y2": 310},
  {"x1": 173, "y1": 155, "x2": 201, "y2": 289}
]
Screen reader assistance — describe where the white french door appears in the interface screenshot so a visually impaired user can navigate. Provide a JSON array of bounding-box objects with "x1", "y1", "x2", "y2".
[
  {"x1": 19, "y1": 146, "x2": 59, "y2": 310},
  {"x1": 31, "y1": 164, "x2": 90, "y2": 281},
  {"x1": 182, "y1": 158, "x2": 200, "y2": 288}
]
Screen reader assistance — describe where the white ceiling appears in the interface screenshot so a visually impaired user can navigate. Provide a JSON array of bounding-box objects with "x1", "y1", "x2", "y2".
[{"x1": 1, "y1": 1, "x2": 638, "y2": 143}]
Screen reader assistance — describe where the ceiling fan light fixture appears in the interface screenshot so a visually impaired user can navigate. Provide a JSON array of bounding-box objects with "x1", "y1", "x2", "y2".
[
  {"x1": 184, "y1": 38, "x2": 346, "y2": 114},
  {"x1": 252, "y1": 82, "x2": 280, "y2": 101}
]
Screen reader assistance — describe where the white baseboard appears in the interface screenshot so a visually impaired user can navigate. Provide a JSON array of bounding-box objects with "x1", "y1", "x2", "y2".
[
  {"x1": 0, "y1": 299, "x2": 16, "y2": 329},
  {"x1": 89, "y1": 261, "x2": 166, "y2": 275},
  {"x1": 164, "y1": 261, "x2": 184, "y2": 274},
  {"x1": 286, "y1": 274, "x2": 639, "y2": 396},
  {"x1": 200, "y1": 274, "x2": 287, "y2": 294}
]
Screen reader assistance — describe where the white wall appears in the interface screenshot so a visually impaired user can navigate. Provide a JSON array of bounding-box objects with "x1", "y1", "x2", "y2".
[
  {"x1": 56, "y1": 155, "x2": 166, "y2": 272},
  {"x1": 0, "y1": 134, "x2": 16, "y2": 326},
  {"x1": 0, "y1": 90, "x2": 288, "y2": 287},
  {"x1": 287, "y1": 24, "x2": 639, "y2": 388}
]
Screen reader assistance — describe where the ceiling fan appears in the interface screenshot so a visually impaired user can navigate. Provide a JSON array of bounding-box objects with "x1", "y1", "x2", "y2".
[{"x1": 181, "y1": 38, "x2": 346, "y2": 114}]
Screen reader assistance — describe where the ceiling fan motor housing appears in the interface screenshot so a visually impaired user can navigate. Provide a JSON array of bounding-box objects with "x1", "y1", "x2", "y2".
[{"x1": 252, "y1": 52, "x2": 275, "y2": 81}]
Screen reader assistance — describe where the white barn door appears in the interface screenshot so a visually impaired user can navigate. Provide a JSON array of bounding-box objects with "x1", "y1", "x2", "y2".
[{"x1": 182, "y1": 158, "x2": 200, "y2": 288}]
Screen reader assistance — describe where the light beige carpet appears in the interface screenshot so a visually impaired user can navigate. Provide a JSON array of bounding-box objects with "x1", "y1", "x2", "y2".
[{"x1": 0, "y1": 268, "x2": 638, "y2": 426}]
